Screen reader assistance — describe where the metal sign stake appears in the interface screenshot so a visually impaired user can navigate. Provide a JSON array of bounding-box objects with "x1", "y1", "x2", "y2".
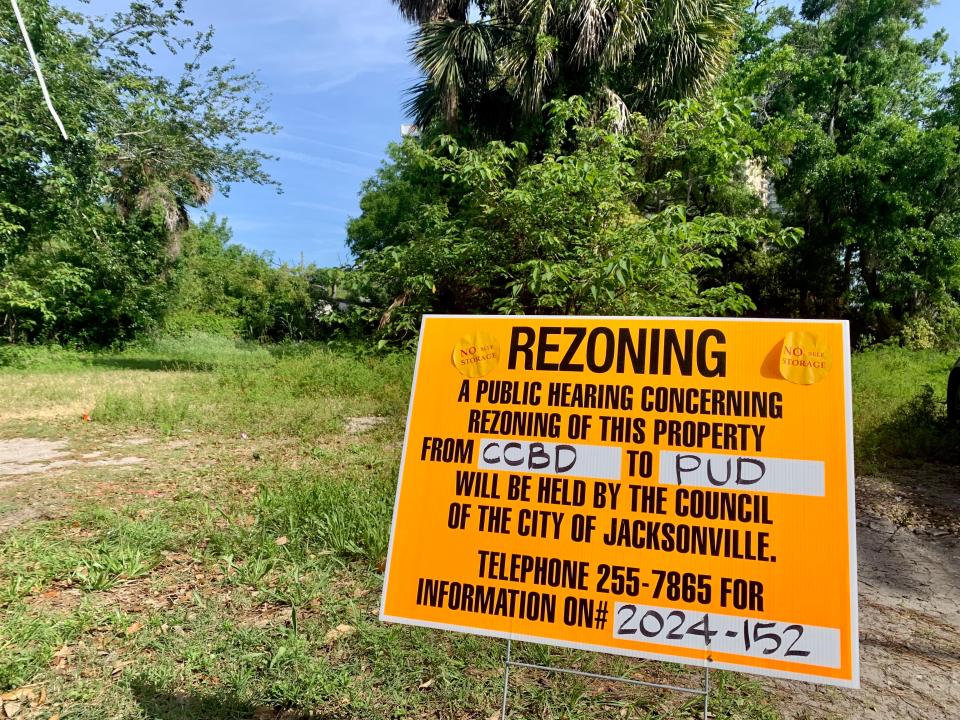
[{"x1": 499, "y1": 639, "x2": 711, "y2": 719}]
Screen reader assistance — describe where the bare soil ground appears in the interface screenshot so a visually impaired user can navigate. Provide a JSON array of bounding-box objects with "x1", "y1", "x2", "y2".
[
  {"x1": 770, "y1": 466, "x2": 960, "y2": 719},
  {"x1": 0, "y1": 436, "x2": 151, "y2": 531}
]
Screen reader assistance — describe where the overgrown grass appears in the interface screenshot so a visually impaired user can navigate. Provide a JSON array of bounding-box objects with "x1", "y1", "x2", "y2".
[
  {"x1": 852, "y1": 345, "x2": 959, "y2": 472},
  {"x1": 0, "y1": 333, "x2": 410, "y2": 442},
  {"x1": 0, "y1": 332, "x2": 271, "y2": 371},
  {"x1": 16, "y1": 333, "x2": 946, "y2": 717}
]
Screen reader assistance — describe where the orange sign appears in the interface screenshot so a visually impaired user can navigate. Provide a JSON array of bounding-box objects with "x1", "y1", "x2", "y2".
[{"x1": 381, "y1": 316, "x2": 859, "y2": 688}]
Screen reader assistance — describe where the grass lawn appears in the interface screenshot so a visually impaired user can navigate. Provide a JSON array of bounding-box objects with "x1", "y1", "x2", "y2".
[{"x1": 0, "y1": 333, "x2": 955, "y2": 719}]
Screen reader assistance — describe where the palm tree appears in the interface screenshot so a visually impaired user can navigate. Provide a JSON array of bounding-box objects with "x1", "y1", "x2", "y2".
[
  {"x1": 394, "y1": 0, "x2": 741, "y2": 134},
  {"x1": 391, "y1": 0, "x2": 471, "y2": 22}
]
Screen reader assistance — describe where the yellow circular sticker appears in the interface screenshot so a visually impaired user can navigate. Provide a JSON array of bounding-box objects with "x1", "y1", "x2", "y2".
[
  {"x1": 779, "y1": 331, "x2": 832, "y2": 385},
  {"x1": 452, "y1": 331, "x2": 500, "y2": 377}
]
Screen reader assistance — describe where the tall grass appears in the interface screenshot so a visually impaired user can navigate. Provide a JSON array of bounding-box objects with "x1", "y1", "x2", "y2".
[
  {"x1": 255, "y1": 462, "x2": 396, "y2": 566},
  {"x1": 7, "y1": 334, "x2": 415, "y2": 439},
  {"x1": 852, "y1": 345, "x2": 959, "y2": 471}
]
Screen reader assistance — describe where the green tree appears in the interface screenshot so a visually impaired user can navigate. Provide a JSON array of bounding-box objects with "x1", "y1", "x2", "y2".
[
  {"x1": 171, "y1": 216, "x2": 322, "y2": 342},
  {"x1": 0, "y1": 0, "x2": 277, "y2": 343},
  {"x1": 346, "y1": 97, "x2": 796, "y2": 345},
  {"x1": 347, "y1": 143, "x2": 447, "y2": 256},
  {"x1": 398, "y1": 0, "x2": 744, "y2": 138},
  {"x1": 732, "y1": 0, "x2": 960, "y2": 343}
]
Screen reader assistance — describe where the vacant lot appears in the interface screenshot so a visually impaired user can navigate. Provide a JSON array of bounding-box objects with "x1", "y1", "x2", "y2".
[{"x1": 0, "y1": 335, "x2": 956, "y2": 719}]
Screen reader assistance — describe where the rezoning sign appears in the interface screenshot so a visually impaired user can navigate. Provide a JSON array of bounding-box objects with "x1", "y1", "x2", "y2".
[{"x1": 380, "y1": 316, "x2": 859, "y2": 688}]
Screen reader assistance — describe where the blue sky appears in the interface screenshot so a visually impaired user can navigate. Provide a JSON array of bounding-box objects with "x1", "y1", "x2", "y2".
[
  {"x1": 71, "y1": 1, "x2": 959, "y2": 267},
  {"x1": 168, "y1": 0, "x2": 422, "y2": 267}
]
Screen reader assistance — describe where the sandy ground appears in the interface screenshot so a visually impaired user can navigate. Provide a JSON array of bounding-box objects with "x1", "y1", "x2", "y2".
[{"x1": 770, "y1": 469, "x2": 960, "y2": 719}]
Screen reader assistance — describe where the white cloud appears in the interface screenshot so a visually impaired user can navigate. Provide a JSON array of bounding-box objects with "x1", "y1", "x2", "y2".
[
  {"x1": 288, "y1": 200, "x2": 355, "y2": 213},
  {"x1": 262, "y1": 147, "x2": 373, "y2": 176},
  {"x1": 252, "y1": 0, "x2": 416, "y2": 92},
  {"x1": 276, "y1": 131, "x2": 385, "y2": 160}
]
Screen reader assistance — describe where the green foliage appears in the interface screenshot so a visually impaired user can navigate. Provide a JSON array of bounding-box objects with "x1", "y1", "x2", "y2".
[
  {"x1": 347, "y1": 96, "x2": 796, "y2": 344},
  {"x1": 170, "y1": 216, "x2": 322, "y2": 342},
  {"x1": 852, "y1": 345, "x2": 959, "y2": 470},
  {"x1": 0, "y1": 609, "x2": 88, "y2": 689},
  {"x1": 347, "y1": 143, "x2": 446, "y2": 256},
  {"x1": 0, "y1": 0, "x2": 277, "y2": 345},
  {"x1": 729, "y1": 0, "x2": 960, "y2": 345},
  {"x1": 397, "y1": 0, "x2": 745, "y2": 137},
  {"x1": 0, "y1": 339, "x2": 85, "y2": 369},
  {"x1": 256, "y1": 461, "x2": 396, "y2": 567}
]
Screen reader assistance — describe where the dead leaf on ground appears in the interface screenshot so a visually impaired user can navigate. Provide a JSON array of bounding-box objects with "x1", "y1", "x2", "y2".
[
  {"x1": 3, "y1": 701, "x2": 21, "y2": 718},
  {"x1": 51, "y1": 645, "x2": 72, "y2": 668},
  {"x1": 274, "y1": 536, "x2": 288, "y2": 546},
  {"x1": 253, "y1": 606, "x2": 293, "y2": 628},
  {"x1": 124, "y1": 621, "x2": 143, "y2": 636},
  {"x1": 487, "y1": 712, "x2": 500, "y2": 720},
  {"x1": 324, "y1": 623, "x2": 355, "y2": 644},
  {"x1": 0, "y1": 688, "x2": 35, "y2": 703},
  {"x1": 111, "y1": 661, "x2": 135, "y2": 677},
  {"x1": 418, "y1": 678, "x2": 435, "y2": 690}
]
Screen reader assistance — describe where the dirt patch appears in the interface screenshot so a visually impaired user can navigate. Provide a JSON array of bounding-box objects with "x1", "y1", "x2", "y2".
[
  {"x1": 345, "y1": 416, "x2": 387, "y2": 434},
  {"x1": 0, "y1": 505, "x2": 49, "y2": 531},
  {"x1": 0, "y1": 439, "x2": 71, "y2": 477},
  {"x1": 0, "y1": 437, "x2": 151, "y2": 531},
  {"x1": 114, "y1": 437, "x2": 152, "y2": 447},
  {"x1": 770, "y1": 465, "x2": 960, "y2": 719},
  {"x1": 0, "y1": 438, "x2": 145, "y2": 480},
  {"x1": 89, "y1": 456, "x2": 145, "y2": 467}
]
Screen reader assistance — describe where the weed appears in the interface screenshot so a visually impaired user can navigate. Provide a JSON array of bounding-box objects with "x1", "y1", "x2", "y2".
[
  {"x1": 73, "y1": 542, "x2": 158, "y2": 591},
  {"x1": 0, "y1": 606, "x2": 89, "y2": 688}
]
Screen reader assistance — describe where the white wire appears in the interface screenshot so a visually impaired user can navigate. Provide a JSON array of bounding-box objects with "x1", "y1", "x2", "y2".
[{"x1": 10, "y1": 0, "x2": 68, "y2": 139}]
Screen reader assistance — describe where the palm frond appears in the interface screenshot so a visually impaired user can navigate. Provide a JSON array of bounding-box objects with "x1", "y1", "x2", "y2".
[
  {"x1": 408, "y1": 19, "x2": 505, "y2": 126},
  {"x1": 392, "y1": 0, "x2": 472, "y2": 23},
  {"x1": 502, "y1": 0, "x2": 559, "y2": 113},
  {"x1": 598, "y1": 85, "x2": 631, "y2": 132},
  {"x1": 597, "y1": 0, "x2": 653, "y2": 70},
  {"x1": 630, "y1": 0, "x2": 740, "y2": 109},
  {"x1": 401, "y1": 0, "x2": 742, "y2": 131},
  {"x1": 562, "y1": 0, "x2": 653, "y2": 70}
]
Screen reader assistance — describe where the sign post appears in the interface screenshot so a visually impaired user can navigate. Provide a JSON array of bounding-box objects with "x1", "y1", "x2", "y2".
[{"x1": 381, "y1": 316, "x2": 859, "y2": 708}]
